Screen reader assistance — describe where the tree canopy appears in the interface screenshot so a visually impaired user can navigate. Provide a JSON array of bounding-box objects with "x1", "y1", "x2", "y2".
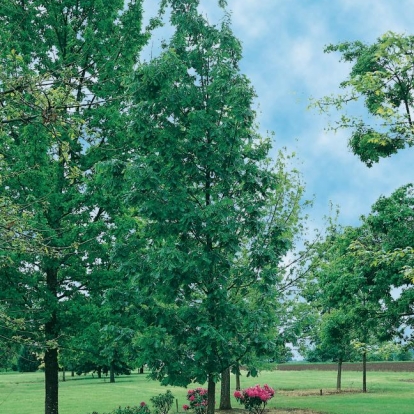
[
  {"x1": 300, "y1": 182, "x2": 414, "y2": 391},
  {"x1": 96, "y1": 2, "x2": 306, "y2": 414},
  {"x1": 316, "y1": 32, "x2": 414, "y2": 166},
  {"x1": 0, "y1": 1, "x2": 149, "y2": 413}
]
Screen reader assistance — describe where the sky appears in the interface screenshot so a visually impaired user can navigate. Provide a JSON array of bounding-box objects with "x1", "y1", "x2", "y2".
[{"x1": 142, "y1": 0, "x2": 414, "y2": 233}]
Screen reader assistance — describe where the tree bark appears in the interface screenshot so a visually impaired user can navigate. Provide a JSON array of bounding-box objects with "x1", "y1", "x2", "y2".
[
  {"x1": 235, "y1": 367, "x2": 241, "y2": 391},
  {"x1": 219, "y1": 367, "x2": 232, "y2": 410},
  {"x1": 207, "y1": 374, "x2": 216, "y2": 414},
  {"x1": 62, "y1": 368, "x2": 65, "y2": 382},
  {"x1": 44, "y1": 347, "x2": 59, "y2": 414},
  {"x1": 45, "y1": 267, "x2": 59, "y2": 414},
  {"x1": 362, "y1": 350, "x2": 367, "y2": 393},
  {"x1": 336, "y1": 359, "x2": 342, "y2": 391},
  {"x1": 109, "y1": 362, "x2": 115, "y2": 383}
]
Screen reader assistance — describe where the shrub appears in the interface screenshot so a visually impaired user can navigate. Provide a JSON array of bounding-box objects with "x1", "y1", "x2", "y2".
[
  {"x1": 150, "y1": 390, "x2": 174, "y2": 414},
  {"x1": 234, "y1": 384, "x2": 275, "y2": 414},
  {"x1": 183, "y1": 388, "x2": 208, "y2": 414},
  {"x1": 89, "y1": 402, "x2": 151, "y2": 414},
  {"x1": 111, "y1": 405, "x2": 151, "y2": 414}
]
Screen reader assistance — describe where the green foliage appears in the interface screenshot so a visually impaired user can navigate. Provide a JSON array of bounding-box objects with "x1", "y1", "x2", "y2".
[
  {"x1": 347, "y1": 185, "x2": 414, "y2": 346},
  {"x1": 234, "y1": 385, "x2": 275, "y2": 414},
  {"x1": 0, "y1": 0, "x2": 150, "y2": 412},
  {"x1": 299, "y1": 183, "x2": 414, "y2": 387},
  {"x1": 116, "y1": 0, "x2": 305, "y2": 398},
  {"x1": 300, "y1": 223, "x2": 401, "y2": 391},
  {"x1": 17, "y1": 345, "x2": 40, "y2": 372},
  {"x1": 85, "y1": 4, "x2": 305, "y2": 414},
  {"x1": 183, "y1": 388, "x2": 209, "y2": 414},
  {"x1": 308, "y1": 310, "x2": 357, "y2": 364},
  {"x1": 150, "y1": 390, "x2": 174, "y2": 414},
  {"x1": 366, "y1": 342, "x2": 414, "y2": 362},
  {"x1": 348, "y1": 126, "x2": 405, "y2": 167},
  {"x1": 315, "y1": 32, "x2": 414, "y2": 166},
  {"x1": 90, "y1": 403, "x2": 151, "y2": 414},
  {"x1": 0, "y1": 304, "x2": 23, "y2": 370}
]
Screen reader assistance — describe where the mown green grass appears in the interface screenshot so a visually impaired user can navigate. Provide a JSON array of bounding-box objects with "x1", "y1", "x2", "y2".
[{"x1": 0, "y1": 369, "x2": 413, "y2": 414}]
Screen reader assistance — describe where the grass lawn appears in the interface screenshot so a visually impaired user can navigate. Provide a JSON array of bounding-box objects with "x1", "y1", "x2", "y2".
[{"x1": 0, "y1": 369, "x2": 413, "y2": 414}]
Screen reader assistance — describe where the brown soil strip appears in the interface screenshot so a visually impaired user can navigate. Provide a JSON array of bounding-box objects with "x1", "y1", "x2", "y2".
[{"x1": 276, "y1": 362, "x2": 414, "y2": 372}]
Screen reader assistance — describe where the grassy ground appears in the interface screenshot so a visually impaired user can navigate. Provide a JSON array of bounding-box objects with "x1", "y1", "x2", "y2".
[{"x1": 1, "y1": 369, "x2": 414, "y2": 414}]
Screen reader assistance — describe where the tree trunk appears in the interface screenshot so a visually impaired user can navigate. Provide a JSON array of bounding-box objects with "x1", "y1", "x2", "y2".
[
  {"x1": 44, "y1": 347, "x2": 59, "y2": 414},
  {"x1": 207, "y1": 374, "x2": 216, "y2": 414},
  {"x1": 62, "y1": 368, "x2": 65, "y2": 382},
  {"x1": 362, "y1": 350, "x2": 367, "y2": 393},
  {"x1": 45, "y1": 267, "x2": 59, "y2": 414},
  {"x1": 109, "y1": 362, "x2": 115, "y2": 383},
  {"x1": 219, "y1": 367, "x2": 232, "y2": 410},
  {"x1": 336, "y1": 359, "x2": 342, "y2": 391},
  {"x1": 139, "y1": 365, "x2": 144, "y2": 374},
  {"x1": 235, "y1": 364, "x2": 241, "y2": 391},
  {"x1": 97, "y1": 368, "x2": 102, "y2": 379}
]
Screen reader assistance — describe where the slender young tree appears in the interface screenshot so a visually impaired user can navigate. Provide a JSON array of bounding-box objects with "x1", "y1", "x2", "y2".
[{"x1": 317, "y1": 311, "x2": 356, "y2": 391}]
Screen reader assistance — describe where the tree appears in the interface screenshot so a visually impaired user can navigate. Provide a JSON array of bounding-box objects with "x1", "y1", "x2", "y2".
[
  {"x1": 300, "y1": 231, "x2": 359, "y2": 391},
  {"x1": 351, "y1": 185, "x2": 414, "y2": 336},
  {"x1": 59, "y1": 291, "x2": 138, "y2": 383},
  {"x1": 302, "y1": 224, "x2": 399, "y2": 392},
  {"x1": 315, "y1": 32, "x2": 414, "y2": 166},
  {"x1": 0, "y1": 1, "x2": 149, "y2": 413},
  {"x1": 111, "y1": 2, "x2": 304, "y2": 414},
  {"x1": 314, "y1": 33, "x2": 414, "y2": 340},
  {"x1": 365, "y1": 341, "x2": 413, "y2": 361},
  {"x1": 360, "y1": 184, "x2": 414, "y2": 282},
  {"x1": 316, "y1": 311, "x2": 356, "y2": 391}
]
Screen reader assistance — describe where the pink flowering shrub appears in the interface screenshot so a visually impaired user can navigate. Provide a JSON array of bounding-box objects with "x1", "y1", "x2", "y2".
[
  {"x1": 183, "y1": 388, "x2": 208, "y2": 414},
  {"x1": 234, "y1": 384, "x2": 275, "y2": 414}
]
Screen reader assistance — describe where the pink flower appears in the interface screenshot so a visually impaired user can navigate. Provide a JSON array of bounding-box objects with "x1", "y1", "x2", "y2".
[
  {"x1": 186, "y1": 387, "x2": 209, "y2": 412},
  {"x1": 140, "y1": 402, "x2": 147, "y2": 407},
  {"x1": 263, "y1": 384, "x2": 275, "y2": 396},
  {"x1": 183, "y1": 405, "x2": 190, "y2": 411},
  {"x1": 234, "y1": 391, "x2": 242, "y2": 399},
  {"x1": 235, "y1": 384, "x2": 275, "y2": 413}
]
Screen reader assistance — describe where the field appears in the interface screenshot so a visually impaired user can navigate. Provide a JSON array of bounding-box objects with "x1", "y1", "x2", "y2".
[
  {"x1": 275, "y1": 361, "x2": 414, "y2": 371},
  {"x1": 1, "y1": 365, "x2": 414, "y2": 414}
]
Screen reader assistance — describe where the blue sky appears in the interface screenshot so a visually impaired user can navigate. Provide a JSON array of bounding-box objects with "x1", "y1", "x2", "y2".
[{"x1": 143, "y1": 0, "x2": 414, "y2": 232}]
